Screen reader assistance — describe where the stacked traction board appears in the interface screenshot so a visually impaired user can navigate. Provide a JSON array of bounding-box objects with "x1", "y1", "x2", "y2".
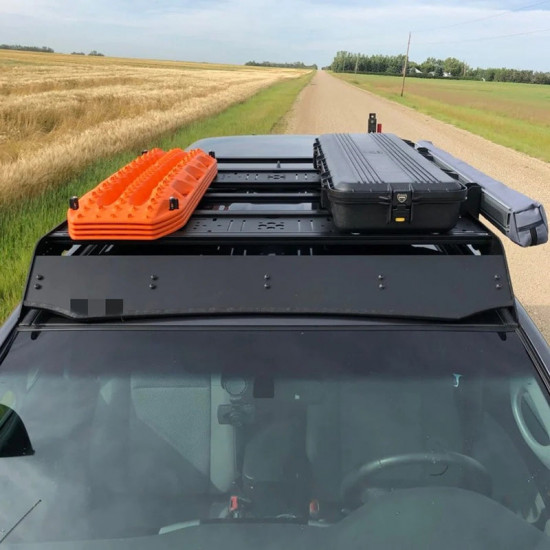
[{"x1": 67, "y1": 148, "x2": 217, "y2": 240}]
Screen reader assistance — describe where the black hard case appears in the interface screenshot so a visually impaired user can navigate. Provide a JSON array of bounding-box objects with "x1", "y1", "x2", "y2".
[{"x1": 314, "y1": 133, "x2": 467, "y2": 232}]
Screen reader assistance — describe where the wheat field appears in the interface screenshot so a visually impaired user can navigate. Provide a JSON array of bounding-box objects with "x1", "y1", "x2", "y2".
[{"x1": 0, "y1": 50, "x2": 304, "y2": 203}]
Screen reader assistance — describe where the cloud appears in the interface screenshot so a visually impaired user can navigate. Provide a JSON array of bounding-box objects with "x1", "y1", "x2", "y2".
[{"x1": 0, "y1": 0, "x2": 549, "y2": 70}]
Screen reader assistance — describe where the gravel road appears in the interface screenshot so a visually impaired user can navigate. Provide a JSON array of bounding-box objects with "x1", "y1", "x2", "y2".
[{"x1": 285, "y1": 70, "x2": 550, "y2": 341}]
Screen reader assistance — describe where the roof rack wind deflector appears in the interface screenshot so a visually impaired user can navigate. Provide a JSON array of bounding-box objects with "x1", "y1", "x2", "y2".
[{"x1": 416, "y1": 141, "x2": 548, "y2": 247}]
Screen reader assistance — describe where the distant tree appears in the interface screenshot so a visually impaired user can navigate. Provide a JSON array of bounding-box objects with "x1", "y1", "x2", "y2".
[
  {"x1": 330, "y1": 51, "x2": 355, "y2": 72},
  {"x1": 88, "y1": 50, "x2": 105, "y2": 56},
  {"x1": 442, "y1": 57, "x2": 463, "y2": 77},
  {"x1": 71, "y1": 52, "x2": 86, "y2": 55},
  {"x1": 387, "y1": 54, "x2": 406, "y2": 74},
  {"x1": 532, "y1": 71, "x2": 550, "y2": 85}
]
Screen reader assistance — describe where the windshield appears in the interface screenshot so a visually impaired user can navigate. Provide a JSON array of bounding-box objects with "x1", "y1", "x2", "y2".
[{"x1": 1, "y1": 327, "x2": 550, "y2": 549}]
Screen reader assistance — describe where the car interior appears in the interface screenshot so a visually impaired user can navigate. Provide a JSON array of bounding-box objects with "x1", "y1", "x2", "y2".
[{"x1": 1, "y1": 328, "x2": 550, "y2": 544}]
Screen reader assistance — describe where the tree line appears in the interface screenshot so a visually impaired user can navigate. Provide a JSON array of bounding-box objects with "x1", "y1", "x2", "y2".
[
  {"x1": 330, "y1": 51, "x2": 550, "y2": 85},
  {"x1": 0, "y1": 44, "x2": 105, "y2": 57},
  {"x1": 0, "y1": 44, "x2": 54, "y2": 53},
  {"x1": 245, "y1": 61, "x2": 318, "y2": 69}
]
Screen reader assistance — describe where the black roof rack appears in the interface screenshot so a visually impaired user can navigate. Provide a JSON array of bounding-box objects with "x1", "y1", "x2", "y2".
[{"x1": 23, "y1": 135, "x2": 516, "y2": 321}]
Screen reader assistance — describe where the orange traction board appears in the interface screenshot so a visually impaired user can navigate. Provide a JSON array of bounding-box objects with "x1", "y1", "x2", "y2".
[{"x1": 67, "y1": 148, "x2": 217, "y2": 240}]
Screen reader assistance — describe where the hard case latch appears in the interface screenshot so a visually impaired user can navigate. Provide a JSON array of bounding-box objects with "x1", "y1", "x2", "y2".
[{"x1": 391, "y1": 190, "x2": 412, "y2": 223}]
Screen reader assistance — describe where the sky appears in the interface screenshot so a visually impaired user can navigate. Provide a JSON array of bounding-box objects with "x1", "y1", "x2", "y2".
[{"x1": 1, "y1": 0, "x2": 550, "y2": 71}]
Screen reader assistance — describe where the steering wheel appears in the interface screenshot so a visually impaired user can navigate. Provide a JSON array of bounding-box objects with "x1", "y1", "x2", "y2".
[{"x1": 340, "y1": 451, "x2": 492, "y2": 506}]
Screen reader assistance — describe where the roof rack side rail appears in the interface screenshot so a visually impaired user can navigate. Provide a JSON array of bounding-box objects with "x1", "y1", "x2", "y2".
[{"x1": 416, "y1": 140, "x2": 548, "y2": 248}]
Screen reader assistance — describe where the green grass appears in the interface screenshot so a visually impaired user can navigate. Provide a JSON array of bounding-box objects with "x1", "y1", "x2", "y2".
[
  {"x1": 334, "y1": 73, "x2": 550, "y2": 162},
  {"x1": 0, "y1": 71, "x2": 314, "y2": 322}
]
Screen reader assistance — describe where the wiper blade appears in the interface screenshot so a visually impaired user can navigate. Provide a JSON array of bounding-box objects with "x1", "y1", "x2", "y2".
[{"x1": 0, "y1": 499, "x2": 41, "y2": 544}]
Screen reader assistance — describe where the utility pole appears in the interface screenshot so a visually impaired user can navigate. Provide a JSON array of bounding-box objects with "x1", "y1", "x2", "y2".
[
  {"x1": 400, "y1": 31, "x2": 411, "y2": 97},
  {"x1": 354, "y1": 54, "x2": 359, "y2": 74}
]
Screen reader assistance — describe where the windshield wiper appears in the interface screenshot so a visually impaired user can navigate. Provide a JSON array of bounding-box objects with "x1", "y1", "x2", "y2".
[{"x1": 0, "y1": 499, "x2": 41, "y2": 544}]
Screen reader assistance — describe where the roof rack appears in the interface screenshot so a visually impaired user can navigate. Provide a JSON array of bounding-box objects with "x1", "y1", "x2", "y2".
[{"x1": 22, "y1": 134, "x2": 520, "y2": 322}]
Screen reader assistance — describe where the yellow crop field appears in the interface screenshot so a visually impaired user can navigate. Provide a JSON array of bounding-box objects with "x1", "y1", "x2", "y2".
[{"x1": 0, "y1": 50, "x2": 304, "y2": 203}]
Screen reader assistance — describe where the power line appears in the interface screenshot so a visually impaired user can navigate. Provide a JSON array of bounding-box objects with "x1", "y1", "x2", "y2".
[
  {"x1": 415, "y1": 26, "x2": 550, "y2": 46},
  {"x1": 413, "y1": 0, "x2": 550, "y2": 34}
]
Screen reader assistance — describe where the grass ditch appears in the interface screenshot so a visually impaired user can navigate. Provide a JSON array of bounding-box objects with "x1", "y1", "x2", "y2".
[
  {"x1": 334, "y1": 73, "x2": 550, "y2": 162},
  {"x1": 0, "y1": 71, "x2": 314, "y2": 322}
]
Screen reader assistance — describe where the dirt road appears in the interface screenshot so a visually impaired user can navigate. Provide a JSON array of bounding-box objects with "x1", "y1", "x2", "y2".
[{"x1": 285, "y1": 70, "x2": 550, "y2": 341}]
